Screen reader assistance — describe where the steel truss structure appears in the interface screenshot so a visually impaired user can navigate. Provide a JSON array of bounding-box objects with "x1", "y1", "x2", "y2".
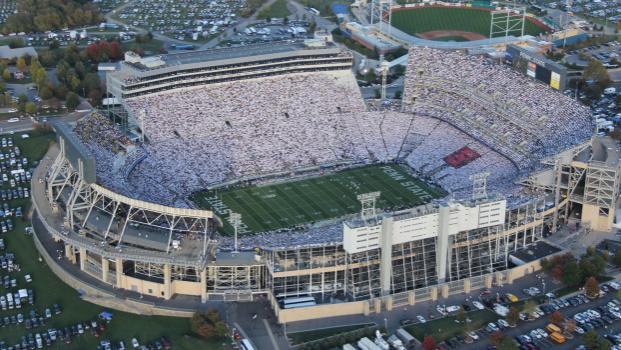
[
  {"x1": 370, "y1": 0, "x2": 392, "y2": 35},
  {"x1": 489, "y1": 7, "x2": 526, "y2": 42},
  {"x1": 46, "y1": 144, "x2": 217, "y2": 268}
]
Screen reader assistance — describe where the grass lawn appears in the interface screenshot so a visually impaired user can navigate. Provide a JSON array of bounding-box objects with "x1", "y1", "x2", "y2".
[
  {"x1": 258, "y1": 0, "x2": 291, "y2": 19},
  {"x1": 192, "y1": 164, "x2": 444, "y2": 235},
  {"x1": 288, "y1": 323, "x2": 375, "y2": 345},
  {"x1": 404, "y1": 309, "x2": 497, "y2": 343},
  {"x1": 391, "y1": 7, "x2": 548, "y2": 38},
  {"x1": 0, "y1": 130, "x2": 230, "y2": 350},
  {"x1": 121, "y1": 39, "x2": 164, "y2": 54}
]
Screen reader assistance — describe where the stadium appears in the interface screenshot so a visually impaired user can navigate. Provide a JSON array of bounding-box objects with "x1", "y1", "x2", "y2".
[
  {"x1": 31, "y1": 39, "x2": 621, "y2": 322},
  {"x1": 390, "y1": 5, "x2": 549, "y2": 41}
]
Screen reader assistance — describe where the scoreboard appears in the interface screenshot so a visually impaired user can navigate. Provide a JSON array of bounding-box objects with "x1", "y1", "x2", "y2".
[{"x1": 507, "y1": 44, "x2": 567, "y2": 91}]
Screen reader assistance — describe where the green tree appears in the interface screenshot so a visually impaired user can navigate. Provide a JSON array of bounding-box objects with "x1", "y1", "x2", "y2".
[
  {"x1": 16, "y1": 57, "x2": 27, "y2": 73},
  {"x1": 65, "y1": 92, "x2": 80, "y2": 110},
  {"x1": 584, "y1": 330, "x2": 600, "y2": 350},
  {"x1": 2, "y1": 69, "x2": 10, "y2": 81},
  {"x1": 507, "y1": 307, "x2": 520, "y2": 326},
  {"x1": 34, "y1": 68, "x2": 47, "y2": 89},
  {"x1": 456, "y1": 308, "x2": 466, "y2": 323},
  {"x1": 190, "y1": 309, "x2": 227, "y2": 339},
  {"x1": 498, "y1": 337, "x2": 518, "y2": 350},
  {"x1": 583, "y1": 59, "x2": 611, "y2": 96},
  {"x1": 562, "y1": 259, "x2": 582, "y2": 286},
  {"x1": 24, "y1": 101, "x2": 36, "y2": 114},
  {"x1": 54, "y1": 84, "x2": 68, "y2": 100},
  {"x1": 39, "y1": 86, "x2": 53, "y2": 100},
  {"x1": 523, "y1": 300, "x2": 537, "y2": 319},
  {"x1": 29, "y1": 58, "x2": 40, "y2": 75}
]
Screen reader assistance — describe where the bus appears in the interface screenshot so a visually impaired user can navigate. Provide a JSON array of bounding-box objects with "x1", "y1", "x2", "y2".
[
  {"x1": 546, "y1": 323, "x2": 562, "y2": 334},
  {"x1": 240, "y1": 339, "x2": 256, "y2": 350},
  {"x1": 549, "y1": 332, "x2": 566, "y2": 344}
]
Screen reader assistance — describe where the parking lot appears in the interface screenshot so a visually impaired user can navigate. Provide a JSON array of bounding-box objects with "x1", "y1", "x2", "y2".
[
  {"x1": 429, "y1": 281, "x2": 621, "y2": 350},
  {"x1": 0, "y1": 0, "x2": 15, "y2": 26},
  {"x1": 114, "y1": 0, "x2": 244, "y2": 42},
  {"x1": 218, "y1": 19, "x2": 312, "y2": 47},
  {"x1": 564, "y1": 41, "x2": 621, "y2": 68}
]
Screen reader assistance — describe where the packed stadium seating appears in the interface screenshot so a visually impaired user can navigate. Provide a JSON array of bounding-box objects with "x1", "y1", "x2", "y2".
[
  {"x1": 72, "y1": 49, "x2": 593, "y2": 245},
  {"x1": 402, "y1": 47, "x2": 593, "y2": 170}
]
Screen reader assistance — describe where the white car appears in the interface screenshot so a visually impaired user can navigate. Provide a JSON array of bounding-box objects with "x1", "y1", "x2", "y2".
[
  {"x1": 24, "y1": 275, "x2": 31, "y2": 283},
  {"x1": 416, "y1": 315, "x2": 426, "y2": 323},
  {"x1": 7, "y1": 118, "x2": 18, "y2": 123},
  {"x1": 536, "y1": 329, "x2": 548, "y2": 338},
  {"x1": 436, "y1": 305, "x2": 447, "y2": 315},
  {"x1": 486, "y1": 322, "x2": 499, "y2": 332},
  {"x1": 467, "y1": 331, "x2": 479, "y2": 340},
  {"x1": 472, "y1": 301, "x2": 485, "y2": 310},
  {"x1": 446, "y1": 305, "x2": 461, "y2": 313},
  {"x1": 575, "y1": 326, "x2": 585, "y2": 334},
  {"x1": 497, "y1": 319, "x2": 509, "y2": 328},
  {"x1": 131, "y1": 338, "x2": 139, "y2": 348}
]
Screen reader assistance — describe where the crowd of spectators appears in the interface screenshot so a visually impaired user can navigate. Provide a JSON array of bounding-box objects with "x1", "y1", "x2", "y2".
[
  {"x1": 69, "y1": 58, "x2": 595, "y2": 248},
  {"x1": 402, "y1": 47, "x2": 593, "y2": 171}
]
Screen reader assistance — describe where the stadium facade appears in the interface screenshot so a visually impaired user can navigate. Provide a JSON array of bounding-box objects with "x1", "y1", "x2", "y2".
[{"x1": 32, "y1": 41, "x2": 619, "y2": 322}]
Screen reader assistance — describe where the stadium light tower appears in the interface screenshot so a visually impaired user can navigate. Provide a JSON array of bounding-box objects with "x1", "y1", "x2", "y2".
[
  {"x1": 357, "y1": 192, "x2": 381, "y2": 221},
  {"x1": 489, "y1": 6, "x2": 526, "y2": 44},
  {"x1": 229, "y1": 212, "x2": 242, "y2": 254},
  {"x1": 370, "y1": 0, "x2": 393, "y2": 36},
  {"x1": 470, "y1": 172, "x2": 491, "y2": 202},
  {"x1": 139, "y1": 109, "x2": 146, "y2": 143},
  {"x1": 380, "y1": 55, "x2": 389, "y2": 101}
]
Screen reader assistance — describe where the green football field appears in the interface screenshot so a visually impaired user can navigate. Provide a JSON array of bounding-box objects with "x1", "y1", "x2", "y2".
[
  {"x1": 192, "y1": 164, "x2": 445, "y2": 235},
  {"x1": 391, "y1": 7, "x2": 549, "y2": 38}
]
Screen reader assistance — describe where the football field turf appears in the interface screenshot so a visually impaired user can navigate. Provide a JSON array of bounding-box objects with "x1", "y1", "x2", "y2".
[{"x1": 192, "y1": 164, "x2": 445, "y2": 235}]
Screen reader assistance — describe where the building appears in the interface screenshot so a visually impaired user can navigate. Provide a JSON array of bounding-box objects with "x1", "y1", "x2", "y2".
[
  {"x1": 30, "y1": 43, "x2": 610, "y2": 324},
  {"x1": 0, "y1": 46, "x2": 37, "y2": 60},
  {"x1": 506, "y1": 44, "x2": 568, "y2": 91}
]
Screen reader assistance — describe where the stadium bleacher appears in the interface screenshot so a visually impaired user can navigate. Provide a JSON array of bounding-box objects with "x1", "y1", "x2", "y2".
[{"x1": 71, "y1": 48, "x2": 593, "y2": 246}]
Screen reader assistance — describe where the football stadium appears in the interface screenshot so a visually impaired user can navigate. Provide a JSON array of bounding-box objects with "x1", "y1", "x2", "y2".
[{"x1": 31, "y1": 40, "x2": 621, "y2": 322}]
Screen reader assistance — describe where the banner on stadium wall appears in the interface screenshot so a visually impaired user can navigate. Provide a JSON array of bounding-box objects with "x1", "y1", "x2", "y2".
[
  {"x1": 527, "y1": 62, "x2": 537, "y2": 78},
  {"x1": 550, "y1": 72, "x2": 560, "y2": 90}
]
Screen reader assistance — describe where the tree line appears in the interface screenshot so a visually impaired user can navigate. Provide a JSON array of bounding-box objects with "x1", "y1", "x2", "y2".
[{"x1": 3, "y1": 0, "x2": 101, "y2": 34}]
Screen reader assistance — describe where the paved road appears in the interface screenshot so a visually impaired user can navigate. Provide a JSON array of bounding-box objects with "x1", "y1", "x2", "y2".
[{"x1": 285, "y1": 273, "x2": 556, "y2": 335}]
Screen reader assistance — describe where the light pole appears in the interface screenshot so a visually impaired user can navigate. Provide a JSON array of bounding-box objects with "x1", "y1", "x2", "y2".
[{"x1": 384, "y1": 317, "x2": 388, "y2": 331}]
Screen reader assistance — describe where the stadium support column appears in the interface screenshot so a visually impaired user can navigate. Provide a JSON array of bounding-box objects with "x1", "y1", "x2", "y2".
[
  {"x1": 200, "y1": 268, "x2": 207, "y2": 303},
  {"x1": 115, "y1": 258, "x2": 123, "y2": 288},
  {"x1": 79, "y1": 247, "x2": 87, "y2": 271},
  {"x1": 102, "y1": 258, "x2": 109, "y2": 284},
  {"x1": 436, "y1": 206, "x2": 450, "y2": 283},
  {"x1": 552, "y1": 159, "x2": 562, "y2": 233},
  {"x1": 163, "y1": 264, "x2": 172, "y2": 300},
  {"x1": 380, "y1": 217, "x2": 394, "y2": 296}
]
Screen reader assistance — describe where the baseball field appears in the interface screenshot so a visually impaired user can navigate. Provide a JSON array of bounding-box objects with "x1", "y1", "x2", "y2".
[
  {"x1": 391, "y1": 6, "x2": 549, "y2": 40},
  {"x1": 192, "y1": 164, "x2": 445, "y2": 235}
]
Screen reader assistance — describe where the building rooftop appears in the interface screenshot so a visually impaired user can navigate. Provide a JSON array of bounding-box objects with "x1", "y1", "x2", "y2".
[{"x1": 128, "y1": 40, "x2": 328, "y2": 71}]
